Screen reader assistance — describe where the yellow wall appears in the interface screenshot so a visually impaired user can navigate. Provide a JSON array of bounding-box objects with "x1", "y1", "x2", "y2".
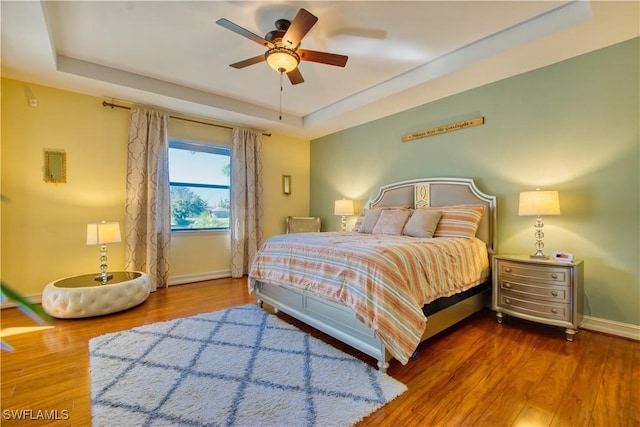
[
  {"x1": 261, "y1": 133, "x2": 311, "y2": 237},
  {"x1": 1, "y1": 78, "x2": 310, "y2": 296}
]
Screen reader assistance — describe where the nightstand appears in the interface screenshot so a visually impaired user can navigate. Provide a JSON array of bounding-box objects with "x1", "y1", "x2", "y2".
[{"x1": 492, "y1": 254, "x2": 584, "y2": 341}]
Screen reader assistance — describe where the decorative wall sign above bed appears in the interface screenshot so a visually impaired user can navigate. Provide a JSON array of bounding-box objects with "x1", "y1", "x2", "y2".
[{"x1": 402, "y1": 116, "x2": 484, "y2": 142}]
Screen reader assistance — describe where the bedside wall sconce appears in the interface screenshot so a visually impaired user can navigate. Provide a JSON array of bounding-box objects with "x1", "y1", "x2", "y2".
[
  {"x1": 282, "y1": 175, "x2": 291, "y2": 195},
  {"x1": 334, "y1": 199, "x2": 354, "y2": 231},
  {"x1": 519, "y1": 189, "x2": 561, "y2": 259}
]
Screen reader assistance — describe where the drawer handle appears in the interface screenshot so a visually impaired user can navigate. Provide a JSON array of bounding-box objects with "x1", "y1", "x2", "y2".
[
  {"x1": 551, "y1": 273, "x2": 558, "y2": 279},
  {"x1": 505, "y1": 267, "x2": 512, "y2": 273},
  {"x1": 505, "y1": 298, "x2": 512, "y2": 304},
  {"x1": 551, "y1": 291, "x2": 558, "y2": 297},
  {"x1": 551, "y1": 308, "x2": 558, "y2": 314},
  {"x1": 504, "y1": 283, "x2": 512, "y2": 289}
]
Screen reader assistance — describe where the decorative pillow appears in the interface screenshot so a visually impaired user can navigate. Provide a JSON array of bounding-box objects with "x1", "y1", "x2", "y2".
[
  {"x1": 422, "y1": 205, "x2": 485, "y2": 238},
  {"x1": 355, "y1": 206, "x2": 410, "y2": 233},
  {"x1": 352, "y1": 209, "x2": 368, "y2": 232},
  {"x1": 372, "y1": 209, "x2": 412, "y2": 235},
  {"x1": 403, "y1": 210, "x2": 442, "y2": 238},
  {"x1": 358, "y1": 209, "x2": 383, "y2": 233}
]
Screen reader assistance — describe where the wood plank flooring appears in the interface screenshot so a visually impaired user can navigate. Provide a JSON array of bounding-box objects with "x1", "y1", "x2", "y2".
[{"x1": 1, "y1": 278, "x2": 638, "y2": 426}]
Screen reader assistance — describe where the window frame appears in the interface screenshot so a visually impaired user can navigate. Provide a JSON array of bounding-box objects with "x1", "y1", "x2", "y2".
[{"x1": 168, "y1": 139, "x2": 231, "y2": 233}]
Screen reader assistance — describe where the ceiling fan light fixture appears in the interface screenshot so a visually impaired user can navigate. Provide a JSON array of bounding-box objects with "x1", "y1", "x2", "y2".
[{"x1": 265, "y1": 47, "x2": 300, "y2": 73}]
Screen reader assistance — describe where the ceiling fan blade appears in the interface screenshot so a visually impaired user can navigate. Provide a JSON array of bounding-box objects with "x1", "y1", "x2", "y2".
[
  {"x1": 282, "y1": 8, "x2": 318, "y2": 49},
  {"x1": 216, "y1": 18, "x2": 273, "y2": 48},
  {"x1": 298, "y1": 49, "x2": 348, "y2": 67},
  {"x1": 229, "y1": 55, "x2": 265, "y2": 69},
  {"x1": 287, "y1": 68, "x2": 304, "y2": 85}
]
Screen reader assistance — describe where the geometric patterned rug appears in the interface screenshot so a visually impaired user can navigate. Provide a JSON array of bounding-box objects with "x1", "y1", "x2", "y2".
[{"x1": 90, "y1": 304, "x2": 406, "y2": 426}]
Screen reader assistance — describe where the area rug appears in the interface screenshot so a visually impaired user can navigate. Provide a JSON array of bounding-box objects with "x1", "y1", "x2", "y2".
[{"x1": 89, "y1": 304, "x2": 406, "y2": 426}]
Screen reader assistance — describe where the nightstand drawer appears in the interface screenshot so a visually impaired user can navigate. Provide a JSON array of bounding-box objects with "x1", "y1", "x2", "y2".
[
  {"x1": 499, "y1": 261, "x2": 570, "y2": 285},
  {"x1": 498, "y1": 294, "x2": 570, "y2": 322},
  {"x1": 498, "y1": 279, "x2": 570, "y2": 303}
]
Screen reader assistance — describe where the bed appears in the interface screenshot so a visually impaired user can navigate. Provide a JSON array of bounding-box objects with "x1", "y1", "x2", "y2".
[{"x1": 249, "y1": 177, "x2": 496, "y2": 372}]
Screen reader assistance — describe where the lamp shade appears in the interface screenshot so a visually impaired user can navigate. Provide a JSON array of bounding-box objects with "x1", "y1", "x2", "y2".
[
  {"x1": 87, "y1": 221, "x2": 122, "y2": 245},
  {"x1": 334, "y1": 199, "x2": 354, "y2": 216},
  {"x1": 518, "y1": 190, "x2": 561, "y2": 216}
]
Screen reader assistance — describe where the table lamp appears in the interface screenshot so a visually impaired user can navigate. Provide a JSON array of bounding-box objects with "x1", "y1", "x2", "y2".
[
  {"x1": 87, "y1": 221, "x2": 122, "y2": 284},
  {"x1": 518, "y1": 189, "x2": 560, "y2": 259},
  {"x1": 334, "y1": 199, "x2": 354, "y2": 231}
]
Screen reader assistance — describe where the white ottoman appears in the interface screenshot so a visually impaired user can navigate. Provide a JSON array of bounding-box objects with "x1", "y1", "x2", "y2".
[{"x1": 42, "y1": 271, "x2": 150, "y2": 319}]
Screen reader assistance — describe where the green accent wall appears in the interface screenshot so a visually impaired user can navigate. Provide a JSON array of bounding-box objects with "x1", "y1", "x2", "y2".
[{"x1": 310, "y1": 38, "x2": 639, "y2": 326}]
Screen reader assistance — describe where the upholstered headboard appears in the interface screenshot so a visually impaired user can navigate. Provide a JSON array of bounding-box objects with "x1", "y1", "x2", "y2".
[{"x1": 369, "y1": 177, "x2": 497, "y2": 253}]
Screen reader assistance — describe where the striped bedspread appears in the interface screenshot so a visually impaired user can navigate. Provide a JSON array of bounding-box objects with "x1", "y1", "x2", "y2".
[{"x1": 248, "y1": 232, "x2": 490, "y2": 364}]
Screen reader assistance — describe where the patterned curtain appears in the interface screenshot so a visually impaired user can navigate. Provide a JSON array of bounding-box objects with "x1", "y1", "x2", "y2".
[
  {"x1": 230, "y1": 128, "x2": 263, "y2": 278},
  {"x1": 125, "y1": 108, "x2": 171, "y2": 291}
]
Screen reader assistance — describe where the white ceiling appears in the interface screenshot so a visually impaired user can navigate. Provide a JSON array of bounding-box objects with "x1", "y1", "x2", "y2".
[{"x1": 1, "y1": 1, "x2": 638, "y2": 139}]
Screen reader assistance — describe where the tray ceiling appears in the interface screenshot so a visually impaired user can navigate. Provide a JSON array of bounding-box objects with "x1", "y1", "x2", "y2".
[{"x1": 1, "y1": 1, "x2": 638, "y2": 139}]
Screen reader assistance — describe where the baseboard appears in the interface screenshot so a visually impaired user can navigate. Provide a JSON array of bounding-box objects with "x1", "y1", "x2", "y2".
[
  {"x1": 167, "y1": 270, "x2": 232, "y2": 286},
  {"x1": 1, "y1": 293, "x2": 42, "y2": 310},
  {"x1": 581, "y1": 315, "x2": 640, "y2": 341}
]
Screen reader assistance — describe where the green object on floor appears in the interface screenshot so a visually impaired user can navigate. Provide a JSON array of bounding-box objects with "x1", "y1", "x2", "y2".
[{"x1": 1, "y1": 281, "x2": 53, "y2": 352}]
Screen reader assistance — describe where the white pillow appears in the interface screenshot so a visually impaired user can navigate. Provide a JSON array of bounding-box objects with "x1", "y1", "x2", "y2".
[
  {"x1": 358, "y1": 209, "x2": 382, "y2": 233},
  {"x1": 403, "y1": 210, "x2": 442, "y2": 238},
  {"x1": 372, "y1": 209, "x2": 411, "y2": 235}
]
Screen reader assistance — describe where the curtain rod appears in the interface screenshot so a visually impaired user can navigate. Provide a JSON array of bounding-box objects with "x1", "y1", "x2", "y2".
[{"x1": 101, "y1": 101, "x2": 271, "y2": 137}]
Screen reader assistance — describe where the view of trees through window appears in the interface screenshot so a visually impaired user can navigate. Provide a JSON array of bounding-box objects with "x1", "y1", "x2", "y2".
[{"x1": 168, "y1": 140, "x2": 231, "y2": 230}]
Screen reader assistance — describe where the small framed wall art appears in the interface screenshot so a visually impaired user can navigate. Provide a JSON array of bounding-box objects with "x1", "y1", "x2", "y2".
[{"x1": 44, "y1": 149, "x2": 67, "y2": 183}]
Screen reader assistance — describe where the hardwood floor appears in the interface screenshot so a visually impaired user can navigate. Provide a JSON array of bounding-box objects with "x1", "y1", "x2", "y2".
[{"x1": 1, "y1": 278, "x2": 638, "y2": 426}]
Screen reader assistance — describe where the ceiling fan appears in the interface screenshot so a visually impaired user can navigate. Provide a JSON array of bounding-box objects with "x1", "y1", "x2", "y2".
[{"x1": 216, "y1": 8, "x2": 348, "y2": 85}]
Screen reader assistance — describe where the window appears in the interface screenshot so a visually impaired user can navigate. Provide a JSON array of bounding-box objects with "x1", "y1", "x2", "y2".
[{"x1": 168, "y1": 139, "x2": 231, "y2": 231}]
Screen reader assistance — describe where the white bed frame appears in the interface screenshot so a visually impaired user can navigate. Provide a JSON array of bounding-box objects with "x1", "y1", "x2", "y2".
[{"x1": 255, "y1": 177, "x2": 497, "y2": 372}]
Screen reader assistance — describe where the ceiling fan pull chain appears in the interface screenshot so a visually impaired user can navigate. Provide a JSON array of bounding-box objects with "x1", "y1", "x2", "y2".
[{"x1": 279, "y1": 71, "x2": 283, "y2": 121}]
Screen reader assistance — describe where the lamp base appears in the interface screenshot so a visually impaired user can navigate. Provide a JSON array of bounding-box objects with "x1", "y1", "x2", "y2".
[
  {"x1": 530, "y1": 216, "x2": 549, "y2": 259},
  {"x1": 94, "y1": 273, "x2": 113, "y2": 283},
  {"x1": 529, "y1": 253, "x2": 549, "y2": 260}
]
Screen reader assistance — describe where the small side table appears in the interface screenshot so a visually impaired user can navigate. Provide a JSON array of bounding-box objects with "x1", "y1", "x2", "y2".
[
  {"x1": 42, "y1": 271, "x2": 150, "y2": 319},
  {"x1": 492, "y1": 255, "x2": 584, "y2": 341}
]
